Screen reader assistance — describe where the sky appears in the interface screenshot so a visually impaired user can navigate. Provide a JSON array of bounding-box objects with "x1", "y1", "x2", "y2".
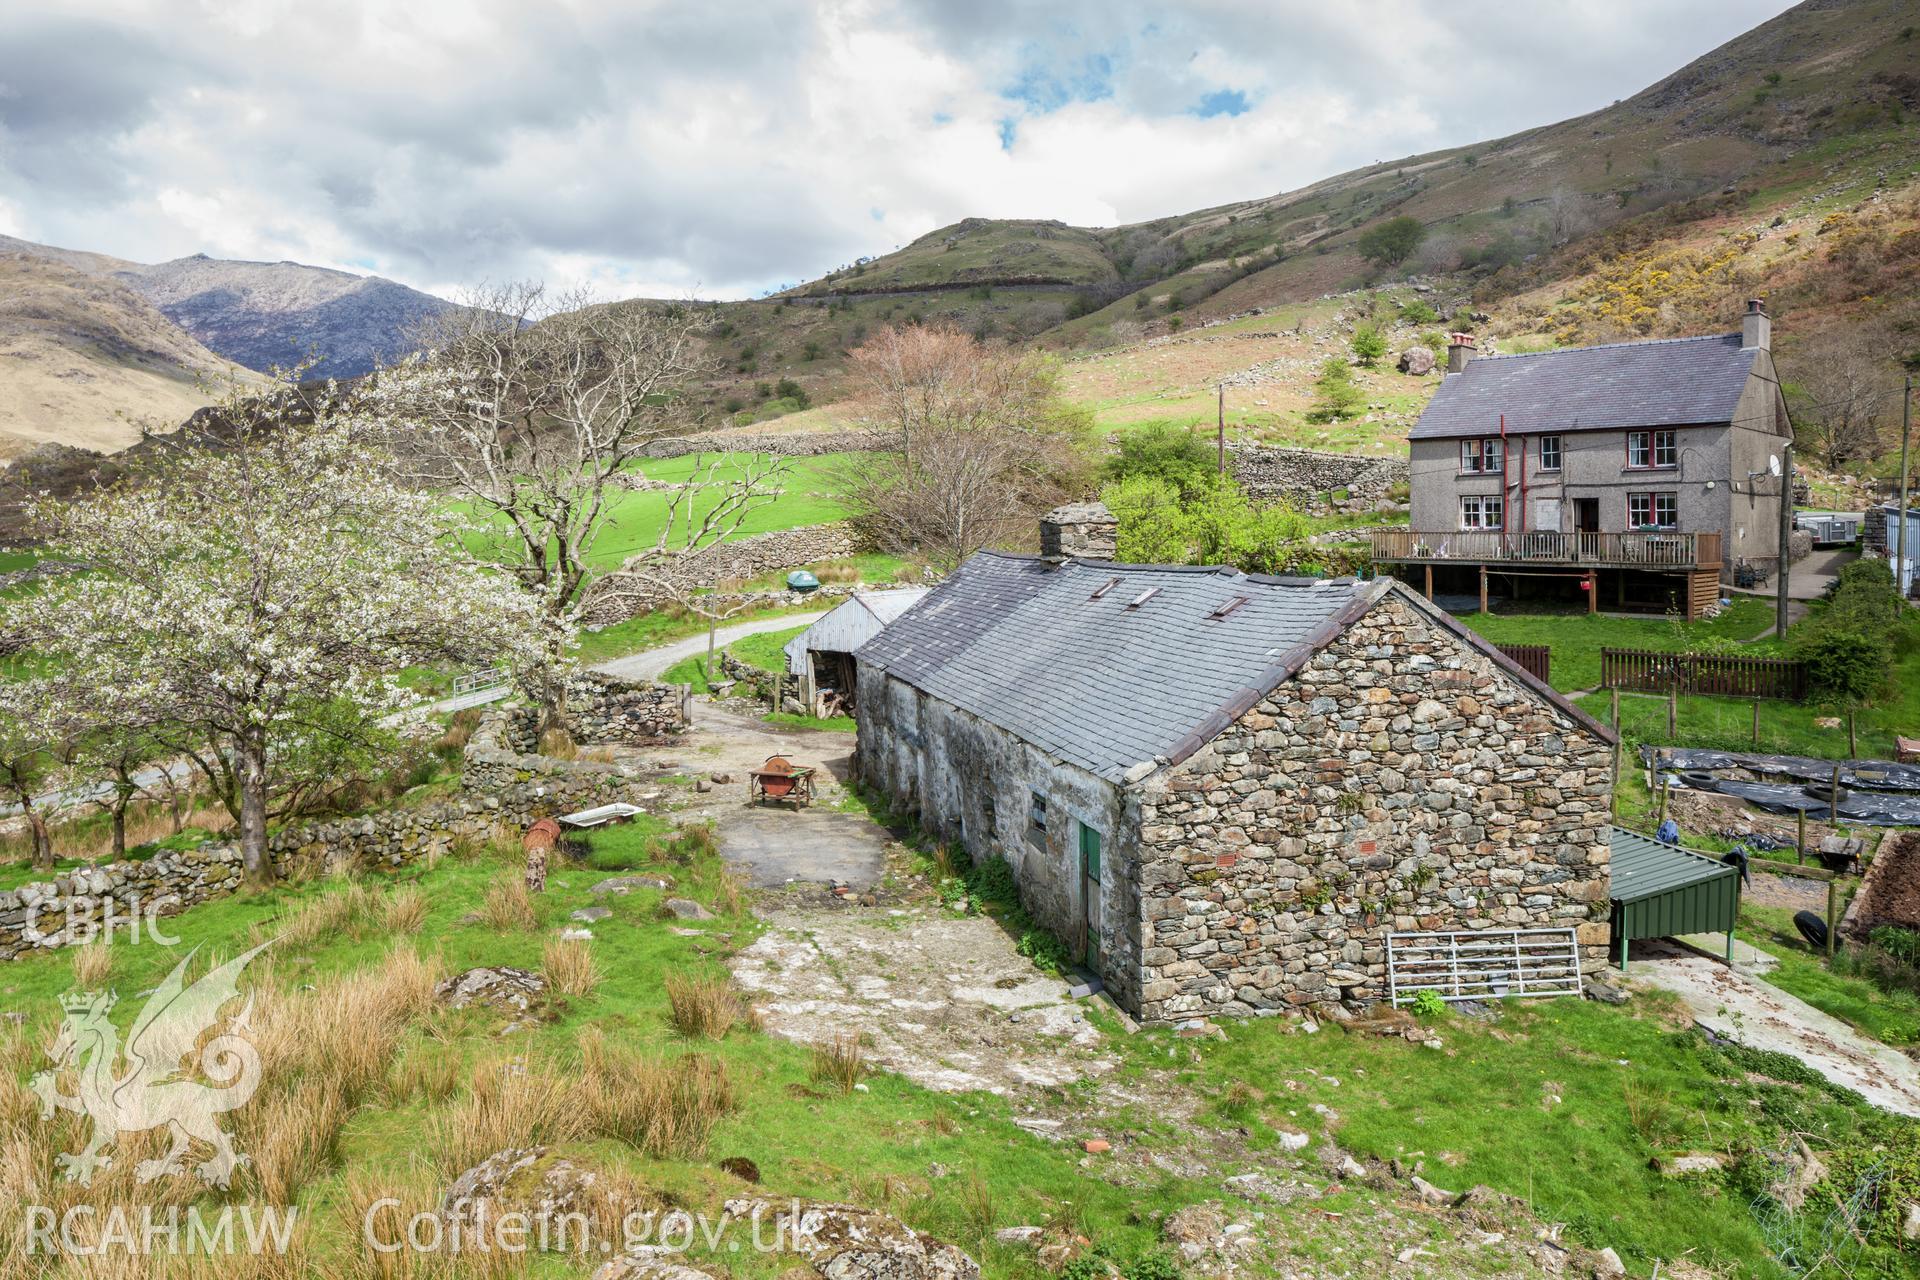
[{"x1": 0, "y1": 0, "x2": 1803, "y2": 303}]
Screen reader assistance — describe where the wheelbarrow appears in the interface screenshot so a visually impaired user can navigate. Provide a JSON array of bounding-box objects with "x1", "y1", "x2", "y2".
[{"x1": 749, "y1": 755, "x2": 815, "y2": 808}]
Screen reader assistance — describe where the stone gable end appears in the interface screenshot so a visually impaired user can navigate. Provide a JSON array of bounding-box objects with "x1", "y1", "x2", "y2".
[{"x1": 1134, "y1": 592, "x2": 1612, "y2": 1022}]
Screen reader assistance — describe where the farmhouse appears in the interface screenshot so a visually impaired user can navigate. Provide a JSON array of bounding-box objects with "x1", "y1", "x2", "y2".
[
  {"x1": 854, "y1": 550, "x2": 1617, "y2": 1022},
  {"x1": 1373, "y1": 300, "x2": 1793, "y2": 619},
  {"x1": 782, "y1": 587, "x2": 929, "y2": 719}
]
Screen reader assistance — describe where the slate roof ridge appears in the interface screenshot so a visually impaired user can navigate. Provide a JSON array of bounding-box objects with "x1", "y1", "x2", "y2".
[{"x1": 1473, "y1": 331, "x2": 1741, "y2": 362}]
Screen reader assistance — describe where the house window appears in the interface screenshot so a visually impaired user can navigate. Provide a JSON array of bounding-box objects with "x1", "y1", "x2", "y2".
[
  {"x1": 1028, "y1": 790, "x2": 1047, "y2": 836},
  {"x1": 1628, "y1": 492, "x2": 1678, "y2": 530},
  {"x1": 1628, "y1": 429, "x2": 1676, "y2": 469},
  {"x1": 1539, "y1": 435, "x2": 1562, "y2": 471},
  {"x1": 1461, "y1": 495, "x2": 1504, "y2": 530},
  {"x1": 1460, "y1": 437, "x2": 1505, "y2": 474}
]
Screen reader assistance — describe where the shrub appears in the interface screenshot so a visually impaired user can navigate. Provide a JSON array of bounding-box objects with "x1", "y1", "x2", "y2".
[
  {"x1": 1411, "y1": 990, "x2": 1448, "y2": 1018},
  {"x1": 1399, "y1": 298, "x2": 1440, "y2": 325},
  {"x1": 1793, "y1": 624, "x2": 1893, "y2": 705},
  {"x1": 1356, "y1": 216, "x2": 1426, "y2": 268},
  {"x1": 1351, "y1": 323, "x2": 1387, "y2": 367},
  {"x1": 481, "y1": 872, "x2": 538, "y2": 931},
  {"x1": 544, "y1": 937, "x2": 604, "y2": 999},
  {"x1": 1101, "y1": 423, "x2": 1219, "y2": 498},
  {"x1": 1305, "y1": 357, "x2": 1365, "y2": 423},
  {"x1": 811, "y1": 1033, "x2": 866, "y2": 1095},
  {"x1": 665, "y1": 972, "x2": 739, "y2": 1039}
]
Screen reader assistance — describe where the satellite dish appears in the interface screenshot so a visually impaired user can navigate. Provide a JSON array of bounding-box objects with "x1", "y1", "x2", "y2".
[{"x1": 1768, "y1": 455, "x2": 1782, "y2": 478}]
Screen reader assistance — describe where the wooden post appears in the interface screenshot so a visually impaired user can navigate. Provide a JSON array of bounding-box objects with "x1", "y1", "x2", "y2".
[
  {"x1": 1424, "y1": 564, "x2": 1434, "y2": 602},
  {"x1": 1588, "y1": 574, "x2": 1598, "y2": 614},
  {"x1": 1797, "y1": 806, "x2": 1806, "y2": 865},
  {"x1": 1668, "y1": 689, "x2": 1678, "y2": 741},
  {"x1": 1479, "y1": 565, "x2": 1489, "y2": 614},
  {"x1": 1825, "y1": 878, "x2": 1839, "y2": 961},
  {"x1": 1752, "y1": 699, "x2": 1761, "y2": 748},
  {"x1": 1657, "y1": 779, "x2": 1671, "y2": 828},
  {"x1": 1217, "y1": 385, "x2": 1226, "y2": 477},
  {"x1": 1830, "y1": 763, "x2": 1841, "y2": 815},
  {"x1": 1611, "y1": 687, "x2": 1621, "y2": 730},
  {"x1": 1847, "y1": 709, "x2": 1857, "y2": 759}
]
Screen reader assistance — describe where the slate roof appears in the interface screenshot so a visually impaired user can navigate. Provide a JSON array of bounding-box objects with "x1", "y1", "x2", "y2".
[
  {"x1": 856, "y1": 553, "x2": 1384, "y2": 783},
  {"x1": 1411, "y1": 333, "x2": 1759, "y2": 441},
  {"x1": 1607, "y1": 826, "x2": 1737, "y2": 905}
]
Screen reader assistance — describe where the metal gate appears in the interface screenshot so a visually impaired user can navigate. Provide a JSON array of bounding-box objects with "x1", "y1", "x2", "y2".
[{"x1": 1386, "y1": 928, "x2": 1582, "y2": 1006}]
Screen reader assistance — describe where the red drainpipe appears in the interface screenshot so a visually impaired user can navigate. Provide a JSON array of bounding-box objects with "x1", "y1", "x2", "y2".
[{"x1": 1499, "y1": 414, "x2": 1510, "y2": 555}]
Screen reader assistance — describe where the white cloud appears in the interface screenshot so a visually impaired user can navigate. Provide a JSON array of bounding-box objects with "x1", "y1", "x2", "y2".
[{"x1": 0, "y1": 0, "x2": 1800, "y2": 300}]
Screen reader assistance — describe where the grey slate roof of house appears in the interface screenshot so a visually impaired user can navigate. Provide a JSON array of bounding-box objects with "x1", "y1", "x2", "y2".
[
  {"x1": 858, "y1": 552, "x2": 1377, "y2": 782},
  {"x1": 1410, "y1": 332, "x2": 1758, "y2": 441}
]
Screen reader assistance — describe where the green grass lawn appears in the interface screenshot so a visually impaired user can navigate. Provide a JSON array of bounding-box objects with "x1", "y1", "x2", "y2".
[
  {"x1": 662, "y1": 624, "x2": 808, "y2": 693},
  {"x1": 1739, "y1": 902, "x2": 1920, "y2": 1047},
  {"x1": 1459, "y1": 597, "x2": 1779, "y2": 693},
  {"x1": 0, "y1": 550, "x2": 37, "y2": 575},
  {"x1": 457, "y1": 453, "x2": 854, "y2": 574}
]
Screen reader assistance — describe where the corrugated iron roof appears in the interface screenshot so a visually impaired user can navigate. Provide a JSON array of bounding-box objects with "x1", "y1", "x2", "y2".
[
  {"x1": 1608, "y1": 825, "x2": 1737, "y2": 904},
  {"x1": 1411, "y1": 333, "x2": 1757, "y2": 441}
]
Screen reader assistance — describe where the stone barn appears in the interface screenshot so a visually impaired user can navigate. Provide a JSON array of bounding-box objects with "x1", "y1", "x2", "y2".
[{"x1": 854, "y1": 552, "x2": 1616, "y2": 1022}]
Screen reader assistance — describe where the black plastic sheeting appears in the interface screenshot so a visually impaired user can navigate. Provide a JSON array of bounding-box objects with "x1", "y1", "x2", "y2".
[
  {"x1": 1642, "y1": 747, "x2": 1920, "y2": 793},
  {"x1": 1643, "y1": 747, "x2": 1920, "y2": 826}
]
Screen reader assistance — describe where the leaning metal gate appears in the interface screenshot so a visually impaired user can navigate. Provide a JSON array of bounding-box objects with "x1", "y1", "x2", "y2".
[{"x1": 1386, "y1": 928, "x2": 1582, "y2": 1006}]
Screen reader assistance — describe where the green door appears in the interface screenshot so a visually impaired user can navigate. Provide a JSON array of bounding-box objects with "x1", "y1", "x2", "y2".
[{"x1": 1079, "y1": 823, "x2": 1102, "y2": 967}]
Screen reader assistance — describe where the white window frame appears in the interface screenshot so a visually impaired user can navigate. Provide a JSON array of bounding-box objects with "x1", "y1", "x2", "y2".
[
  {"x1": 1459, "y1": 437, "x2": 1505, "y2": 474},
  {"x1": 1628, "y1": 429, "x2": 1677, "y2": 470},
  {"x1": 1628, "y1": 492, "x2": 1678, "y2": 530},
  {"x1": 1461, "y1": 495, "x2": 1504, "y2": 530},
  {"x1": 1539, "y1": 434, "x2": 1562, "y2": 471}
]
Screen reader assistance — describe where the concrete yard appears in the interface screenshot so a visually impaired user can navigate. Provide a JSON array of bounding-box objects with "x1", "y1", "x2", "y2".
[
  {"x1": 1627, "y1": 941, "x2": 1920, "y2": 1117},
  {"x1": 715, "y1": 806, "x2": 890, "y2": 889}
]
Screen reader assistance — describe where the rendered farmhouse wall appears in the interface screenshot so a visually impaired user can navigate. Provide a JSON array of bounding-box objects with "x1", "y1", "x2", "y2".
[
  {"x1": 1133, "y1": 592, "x2": 1613, "y2": 1021},
  {"x1": 854, "y1": 674, "x2": 1145, "y2": 1014}
]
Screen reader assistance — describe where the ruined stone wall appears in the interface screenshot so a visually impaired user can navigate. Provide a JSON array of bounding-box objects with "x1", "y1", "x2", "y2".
[
  {"x1": 636, "y1": 430, "x2": 886, "y2": 459},
  {"x1": 579, "y1": 524, "x2": 864, "y2": 626},
  {"x1": 1228, "y1": 445, "x2": 1409, "y2": 512},
  {"x1": 1133, "y1": 591, "x2": 1612, "y2": 1022},
  {"x1": 854, "y1": 670, "x2": 1142, "y2": 1011},
  {"x1": 0, "y1": 773, "x2": 655, "y2": 960}
]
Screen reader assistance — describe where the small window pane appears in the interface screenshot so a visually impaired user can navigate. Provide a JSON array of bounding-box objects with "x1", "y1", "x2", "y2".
[
  {"x1": 1540, "y1": 435, "x2": 1562, "y2": 470},
  {"x1": 1653, "y1": 431, "x2": 1676, "y2": 468},
  {"x1": 1029, "y1": 791, "x2": 1047, "y2": 832},
  {"x1": 1628, "y1": 433, "x2": 1649, "y2": 468}
]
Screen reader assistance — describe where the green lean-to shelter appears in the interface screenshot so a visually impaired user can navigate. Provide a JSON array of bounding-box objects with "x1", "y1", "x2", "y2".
[{"x1": 1607, "y1": 825, "x2": 1741, "y2": 971}]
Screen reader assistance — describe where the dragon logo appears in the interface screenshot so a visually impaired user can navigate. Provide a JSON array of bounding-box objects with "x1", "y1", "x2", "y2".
[{"x1": 30, "y1": 941, "x2": 271, "y2": 1187}]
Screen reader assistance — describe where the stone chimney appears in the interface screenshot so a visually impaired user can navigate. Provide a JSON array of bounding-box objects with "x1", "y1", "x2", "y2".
[
  {"x1": 1741, "y1": 298, "x2": 1771, "y2": 351},
  {"x1": 1040, "y1": 501, "x2": 1119, "y2": 561},
  {"x1": 1446, "y1": 332, "x2": 1477, "y2": 375}
]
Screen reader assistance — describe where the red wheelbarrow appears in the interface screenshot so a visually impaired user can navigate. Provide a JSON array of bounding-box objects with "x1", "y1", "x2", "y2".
[{"x1": 748, "y1": 755, "x2": 815, "y2": 808}]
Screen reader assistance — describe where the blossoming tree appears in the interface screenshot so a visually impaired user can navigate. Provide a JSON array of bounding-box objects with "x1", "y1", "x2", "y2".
[{"x1": 23, "y1": 377, "x2": 541, "y2": 885}]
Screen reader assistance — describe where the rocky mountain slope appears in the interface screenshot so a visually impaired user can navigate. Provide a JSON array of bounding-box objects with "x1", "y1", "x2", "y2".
[{"x1": 0, "y1": 247, "x2": 245, "y2": 458}]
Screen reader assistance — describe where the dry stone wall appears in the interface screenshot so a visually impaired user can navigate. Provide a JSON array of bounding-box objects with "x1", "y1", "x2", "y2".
[
  {"x1": 636, "y1": 429, "x2": 887, "y2": 458},
  {"x1": 1228, "y1": 445, "x2": 1408, "y2": 513},
  {"x1": 1134, "y1": 592, "x2": 1613, "y2": 1022},
  {"x1": 580, "y1": 524, "x2": 864, "y2": 626}
]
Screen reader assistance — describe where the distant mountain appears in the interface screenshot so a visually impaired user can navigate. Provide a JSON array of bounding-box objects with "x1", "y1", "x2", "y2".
[
  {"x1": 122, "y1": 254, "x2": 457, "y2": 379},
  {"x1": 0, "y1": 245, "x2": 245, "y2": 460}
]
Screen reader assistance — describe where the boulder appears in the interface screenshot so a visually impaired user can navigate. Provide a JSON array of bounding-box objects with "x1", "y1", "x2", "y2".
[
  {"x1": 571, "y1": 907, "x2": 613, "y2": 923},
  {"x1": 664, "y1": 898, "x2": 715, "y2": 920},
  {"x1": 440, "y1": 1146, "x2": 597, "y2": 1230},
  {"x1": 1397, "y1": 346, "x2": 1436, "y2": 375},
  {"x1": 593, "y1": 875, "x2": 673, "y2": 895},
  {"x1": 434, "y1": 966, "x2": 548, "y2": 1015},
  {"x1": 593, "y1": 1248, "x2": 716, "y2": 1280}
]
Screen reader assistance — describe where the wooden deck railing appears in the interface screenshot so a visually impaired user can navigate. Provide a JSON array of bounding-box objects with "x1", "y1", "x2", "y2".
[
  {"x1": 1600, "y1": 648, "x2": 1806, "y2": 700},
  {"x1": 1371, "y1": 529, "x2": 1721, "y2": 569}
]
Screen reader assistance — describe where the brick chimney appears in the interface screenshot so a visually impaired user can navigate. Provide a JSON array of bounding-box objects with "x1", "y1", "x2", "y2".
[
  {"x1": 1446, "y1": 332, "x2": 1477, "y2": 375},
  {"x1": 1741, "y1": 298, "x2": 1771, "y2": 351},
  {"x1": 1040, "y1": 501, "x2": 1119, "y2": 561}
]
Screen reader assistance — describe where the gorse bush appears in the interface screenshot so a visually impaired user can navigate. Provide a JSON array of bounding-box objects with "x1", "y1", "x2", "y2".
[{"x1": 1306, "y1": 356, "x2": 1364, "y2": 423}]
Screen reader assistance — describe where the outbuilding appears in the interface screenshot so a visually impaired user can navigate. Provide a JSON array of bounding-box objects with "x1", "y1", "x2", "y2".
[
  {"x1": 855, "y1": 550, "x2": 1619, "y2": 1022},
  {"x1": 1606, "y1": 825, "x2": 1740, "y2": 970},
  {"x1": 783, "y1": 587, "x2": 928, "y2": 719}
]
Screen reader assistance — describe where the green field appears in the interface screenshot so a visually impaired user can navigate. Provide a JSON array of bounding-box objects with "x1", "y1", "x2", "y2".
[{"x1": 1459, "y1": 597, "x2": 1779, "y2": 693}]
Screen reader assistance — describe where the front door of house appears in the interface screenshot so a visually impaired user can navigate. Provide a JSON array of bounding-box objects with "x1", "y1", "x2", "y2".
[
  {"x1": 1079, "y1": 823, "x2": 1102, "y2": 968},
  {"x1": 1574, "y1": 498, "x2": 1601, "y2": 534}
]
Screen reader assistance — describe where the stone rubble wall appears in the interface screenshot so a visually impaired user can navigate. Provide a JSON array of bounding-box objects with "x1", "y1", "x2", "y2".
[
  {"x1": 636, "y1": 429, "x2": 888, "y2": 459},
  {"x1": 462, "y1": 674, "x2": 688, "y2": 791},
  {"x1": 1228, "y1": 445, "x2": 1409, "y2": 513},
  {"x1": 578, "y1": 523, "x2": 865, "y2": 626},
  {"x1": 1135, "y1": 590, "x2": 1613, "y2": 1022},
  {"x1": 0, "y1": 771, "x2": 657, "y2": 961}
]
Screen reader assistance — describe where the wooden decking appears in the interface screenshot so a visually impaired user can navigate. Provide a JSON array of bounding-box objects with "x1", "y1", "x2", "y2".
[{"x1": 1372, "y1": 529, "x2": 1722, "y2": 570}]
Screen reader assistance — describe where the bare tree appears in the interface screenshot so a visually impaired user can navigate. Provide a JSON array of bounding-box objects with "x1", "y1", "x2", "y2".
[
  {"x1": 1786, "y1": 335, "x2": 1893, "y2": 466},
  {"x1": 838, "y1": 326, "x2": 1091, "y2": 569},
  {"x1": 366, "y1": 282, "x2": 713, "y2": 720}
]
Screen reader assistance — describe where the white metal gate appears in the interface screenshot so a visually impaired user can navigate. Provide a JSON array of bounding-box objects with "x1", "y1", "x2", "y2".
[{"x1": 1386, "y1": 928, "x2": 1582, "y2": 1006}]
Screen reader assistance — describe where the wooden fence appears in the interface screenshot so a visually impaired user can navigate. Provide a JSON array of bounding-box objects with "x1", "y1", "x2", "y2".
[
  {"x1": 1495, "y1": 643, "x2": 1551, "y2": 685},
  {"x1": 1600, "y1": 648, "x2": 1807, "y2": 700}
]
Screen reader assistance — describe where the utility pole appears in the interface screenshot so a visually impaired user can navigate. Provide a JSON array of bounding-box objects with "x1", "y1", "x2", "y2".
[
  {"x1": 1897, "y1": 372, "x2": 1914, "y2": 600},
  {"x1": 1777, "y1": 442, "x2": 1792, "y2": 637},
  {"x1": 1217, "y1": 385, "x2": 1226, "y2": 477}
]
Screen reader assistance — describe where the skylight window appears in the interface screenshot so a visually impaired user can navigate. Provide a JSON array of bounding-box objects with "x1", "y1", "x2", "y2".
[
  {"x1": 1125, "y1": 588, "x2": 1160, "y2": 610},
  {"x1": 1089, "y1": 576, "x2": 1121, "y2": 600},
  {"x1": 1208, "y1": 596, "x2": 1250, "y2": 620}
]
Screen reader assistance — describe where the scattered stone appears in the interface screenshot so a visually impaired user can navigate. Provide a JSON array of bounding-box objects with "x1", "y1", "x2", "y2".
[
  {"x1": 711, "y1": 773, "x2": 735, "y2": 785},
  {"x1": 592, "y1": 1247, "x2": 713, "y2": 1280},
  {"x1": 1013, "y1": 1117, "x2": 1063, "y2": 1139},
  {"x1": 1275, "y1": 1126, "x2": 1310, "y2": 1153},
  {"x1": 1339, "y1": 1155, "x2": 1367, "y2": 1180},
  {"x1": 695, "y1": 779, "x2": 713, "y2": 793},
  {"x1": 1409, "y1": 1175, "x2": 1452, "y2": 1206},
  {"x1": 1902, "y1": 1200, "x2": 1920, "y2": 1241},
  {"x1": 571, "y1": 906, "x2": 612, "y2": 923},
  {"x1": 559, "y1": 927, "x2": 594, "y2": 941},
  {"x1": 1163, "y1": 1203, "x2": 1226, "y2": 1259},
  {"x1": 718, "y1": 1156, "x2": 761, "y2": 1183},
  {"x1": 1653, "y1": 1153, "x2": 1727, "y2": 1178},
  {"x1": 1591, "y1": 1246, "x2": 1626, "y2": 1277},
  {"x1": 1082, "y1": 1139, "x2": 1111, "y2": 1154},
  {"x1": 994, "y1": 1226, "x2": 1044, "y2": 1246},
  {"x1": 723, "y1": 1197, "x2": 980, "y2": 1280},
  {"x1": 434, "y1": 967, "x2": 548, "y2": 1015},
  {"x1": 1583, "y1": 977, "x2": 1630, "y2": 1005},
  {"x1": 592, "y1": 875, "x2": 672, "y2": 896},
  {"x1": 663, "y1": 897, "x2": 715, "y2": 920},
  {"x1": 1397, "y1": 346, "x2": 1436, "y2": 376}
]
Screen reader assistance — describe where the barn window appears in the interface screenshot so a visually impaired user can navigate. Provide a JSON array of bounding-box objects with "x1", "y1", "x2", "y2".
[{"x1": 1029, "y1": 790, "x2": 1048, "y2": 836}]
